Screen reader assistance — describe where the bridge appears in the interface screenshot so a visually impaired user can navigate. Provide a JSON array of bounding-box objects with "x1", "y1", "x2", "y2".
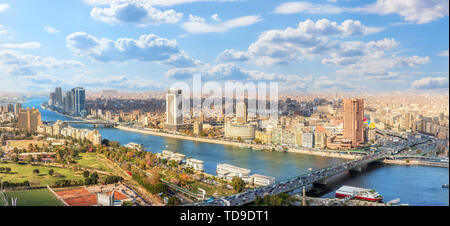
[
  {"x1": 43, "y1": 120, "x2": 117, "y2": 127},
  {"x1": 374, "y1": 129, "x2": 408, "y2": 140},
  {"x1": 190, "y1": 151, "x2": 391, "y2": 206},
  {"x1": 190, "y1": 138, "x2": 429, "y2": 206}
]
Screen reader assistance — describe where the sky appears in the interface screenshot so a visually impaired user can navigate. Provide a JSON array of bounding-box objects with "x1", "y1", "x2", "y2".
[{"x1": 0, "y1": 0, "x2": 448, "y2": 94}]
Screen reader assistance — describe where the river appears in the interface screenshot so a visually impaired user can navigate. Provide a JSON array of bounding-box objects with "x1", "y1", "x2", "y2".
[{"x1": 22, "y1": 97, "x2": 449, "y2": 206}]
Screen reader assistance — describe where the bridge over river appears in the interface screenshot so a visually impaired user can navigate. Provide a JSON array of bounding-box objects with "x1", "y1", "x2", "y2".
[
  {"x1": 43, "y1": 120, "x2": 117, "y2": 127},
  {"x1": 189, "y1": 137, "x2": 428, "y2": 206}
]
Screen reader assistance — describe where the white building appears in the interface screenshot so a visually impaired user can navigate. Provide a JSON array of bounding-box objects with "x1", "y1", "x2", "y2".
[
  {"x1": 251, "y1": 174, "x2": 276, "y2": 186},
  {"x1": 165, "y1": 88, "x2": 184, "y2": 131},
  {"x1": 217, "y1": 163, "x2": 251, "y2": 179},
  {"x1": 302, "y1": 132, "x2": 314, "y2": 148},
  {"x1": 186, "y1": 158, "x2": 204, "y2": 171}
]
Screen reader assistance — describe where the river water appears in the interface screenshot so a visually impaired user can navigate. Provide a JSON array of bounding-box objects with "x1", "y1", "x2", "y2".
[{"x1": 22, "y1": 97, "x2": 449, "y2": 206}]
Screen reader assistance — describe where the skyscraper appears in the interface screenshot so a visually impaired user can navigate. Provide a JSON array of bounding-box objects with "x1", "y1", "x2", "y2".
[
  {"x1": 236, "y1": 102, "x2": 248, "y2": 124},
  {"x1": 165, "y1": 88, "x2": 183, "y2": 131},
  {"x1": 72, "y1": 87, "x2": 85, "y2": 115},
  {"x1": 14, "y1": 103, "x2": 21, "y2": 116},
  {"x1": 343, "y1": 98, "x2": 365, "y2": 148},
  {"x1": 63, "y1": 91, "x2": 73, "y2": 114},
  {"x1": 55, "y1": 87, "x2": 63, "y2": 106},
  {"x1": 18, "y1": 107, "x2": 42, "y2": 132}
]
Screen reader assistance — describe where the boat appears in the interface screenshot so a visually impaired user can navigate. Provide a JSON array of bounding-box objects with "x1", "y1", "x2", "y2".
[
  {"x1": 442, "y1": 184, "x2": 449, "y2": 188},
  {"x1": 335, "y1": 186, "x2": 383, "y2": 202}
]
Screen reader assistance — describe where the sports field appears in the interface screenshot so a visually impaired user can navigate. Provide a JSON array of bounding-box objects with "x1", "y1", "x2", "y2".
[
  {"x1": 1, "y1": 189, "x2": 63, "y2": 206},
  {"x1": 0, "y1": 162, "x2": 84, "y2": 186},
  {"x1": 76, "y1": 153, "x2": 114, "y2": 172}
]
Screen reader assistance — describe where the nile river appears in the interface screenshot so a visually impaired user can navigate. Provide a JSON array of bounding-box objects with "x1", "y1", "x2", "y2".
[{"x1": 23, "y1": 97, "x2": 449, "y2": 206}]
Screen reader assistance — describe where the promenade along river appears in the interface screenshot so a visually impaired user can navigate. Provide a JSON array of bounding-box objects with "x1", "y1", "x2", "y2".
[{"x1": 23, "y1": 97, "x2": 449, "y2": 206}]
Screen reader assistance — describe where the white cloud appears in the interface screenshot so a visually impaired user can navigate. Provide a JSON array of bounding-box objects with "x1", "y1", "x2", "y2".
[
  {"x1": 217, "y1": 18, "x2": 429, "y2": 80},
  {"x1": 437, "y1": 50, "x2": 449, "y2": 57},
  {"x1": 211, "y1": 13, "x2": 221, "y2": 21},
  {"x1": 0, "y1": 3, "x2": 9, "y2": 12},
  {"x1": 411, "y1": 77, "x2": 449, "y2": 89},
  {"x1": 274, "y1": 2, "x2": 345, "y2": 14},
  {"x1": 218, "y1": 19, "x2": 384, "y2": 65},
  {"x1": 357, "y1": 0, "x2": 449, "y2": 24},
  {"x1": 0, "y1": 24, "x2": 7, "y2": 35},
  {"x1": 84, "y1": 0, "x2": 237, "y2": 7},
  {"x1": 90, "y1": 0, "x2": 183, "y2": 26},
  {"x1": 75, "y1": 74, "x2": 163, "y2": 90},
  {"x1": 181, "y1": 15, "x2": 261, "y2": 34},
  {"x1": 66, "y1": 31, "x2": 197, "y2": 67},
  {"x1": 0, "y1": 50, "x2": 83, "y2": 76},
  {"x1": 44, "y1": 26, "x2": 60, "y2": 34},
  {"x1": 274, "y1": 0, "x2": 449, "y2": 24},
  {"x1": 188, "y1": 14, "x2": 205, "y2": 22},
  {"x1": 1, "y1": 42, "x2": 41, "y2": 49}
]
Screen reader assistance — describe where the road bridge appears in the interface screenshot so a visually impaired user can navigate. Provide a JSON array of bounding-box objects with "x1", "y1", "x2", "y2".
[
  {"x1": 190, "y1": 138, "x2": 428, "y2": 206},
  {"x1": 43, "y1": 120, "x2": 117, "y2": 127},
  {"x1": 190, "y1": 151, "x2": 390, "y2": 206}
]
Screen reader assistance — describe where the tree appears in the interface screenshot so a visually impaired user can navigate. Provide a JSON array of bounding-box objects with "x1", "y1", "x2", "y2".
[
  {"x1": 167, "y1": 197, "x2": 181, "y2": 206},
  {"x1": 33, "y1": 169, "x2": 40, "y2": 175},
  {"x1": 254, "y1": 195, "x2": 262, "y2": 205},
  {"x1": 25, "y1": 155, "x2": 33, "y2": 163},
  {"x1": 83, "y1": 171, "x2": 90, "y2": 178},
  {"x1": 231, "y1": 177, "x2": 245, "y2": 192},
  {"x1": 48, "y1": 169, "x2": 54, "y2": 176}
]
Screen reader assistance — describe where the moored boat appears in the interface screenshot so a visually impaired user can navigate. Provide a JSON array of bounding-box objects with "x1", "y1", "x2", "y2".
[{"x1": 336, "y1": 185, "x2": 383, "y2": 202}]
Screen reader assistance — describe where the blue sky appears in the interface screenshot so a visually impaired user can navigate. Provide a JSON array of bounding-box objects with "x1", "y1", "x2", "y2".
[{"x1": 0, "y1": 0, "x2": 448, "y2": 93}]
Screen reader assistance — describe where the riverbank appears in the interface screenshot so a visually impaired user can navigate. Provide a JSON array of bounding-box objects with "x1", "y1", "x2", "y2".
[{"x1": 116, "y1": 126, "x2": 358, "y2": 160}]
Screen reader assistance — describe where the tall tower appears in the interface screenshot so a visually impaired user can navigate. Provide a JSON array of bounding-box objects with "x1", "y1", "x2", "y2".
[
  {"x1": 72, "y1": 87, "x2": 85, "y2": 115},
  {"x1": 236, "y1": 102, "x2": 247, "y2": 124},
  {"x1": 63, "y1": 91, "x2": 73, "y2": 114},
  {"x1": 55, "y1": 87, "x2": 63, "y2": 106},
  {"x1": 166, "y1": 88, "x2": 183, "y2": 131},
  {"x1": 343, "y1": 98, "x2": 364, "y2": 148}
]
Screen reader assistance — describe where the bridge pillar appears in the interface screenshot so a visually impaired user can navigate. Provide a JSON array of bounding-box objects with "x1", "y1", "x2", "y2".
[
  {"x1": 349, "y1": 166, "x2": 362, "y2": 172},
  {"x1": 313, "y1": 178, "x2": 328, "y2": 185}
]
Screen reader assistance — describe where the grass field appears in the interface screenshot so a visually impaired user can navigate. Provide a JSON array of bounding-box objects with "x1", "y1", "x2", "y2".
[
  {"x1": 1, "y1": 189, "x2": 63, "y2": 206},
  {"x1": 76, "y1": 152, "x2": 114, "y2": 172},
  {"x1": 0, "y1": 162, "x2": 84, "y2": 186},
  {"x1": 6, "y1": 140, "x2": 47, "y2": 149}
]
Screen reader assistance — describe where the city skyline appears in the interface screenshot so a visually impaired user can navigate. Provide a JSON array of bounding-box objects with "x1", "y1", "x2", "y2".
[{"x1": 0, "y1": 0, "x2": 448, "y2": 94}]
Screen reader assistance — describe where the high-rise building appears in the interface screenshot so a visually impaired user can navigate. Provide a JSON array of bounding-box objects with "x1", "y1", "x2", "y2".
[
  {"x1": 17, "y1": 107, "x2": 42, "y2": 132},
  {"x1": 14, "y1": 103, "x2": 21, "y2": 116},
  {"x1": 72, "y1": 87, "x2": 85, "y2": 115},
  {"x1": 55, "y1": 87, "x2": 63, "y2": 106},
  {"x1": 63, "y1": 91, "x2": 73, "y2": 114},
  {"x1": 236, "y1": 102, "x2": 247, "y2": 124},
  {"x1": 165, "y1": 88, "x2": 183, "y2": 131},
  {"x1": 302, "y1": 132, "x2": 314, "y2": 148},
  {"x1": 343, "y1": 98, "x2": 365, "y2": 148}
]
